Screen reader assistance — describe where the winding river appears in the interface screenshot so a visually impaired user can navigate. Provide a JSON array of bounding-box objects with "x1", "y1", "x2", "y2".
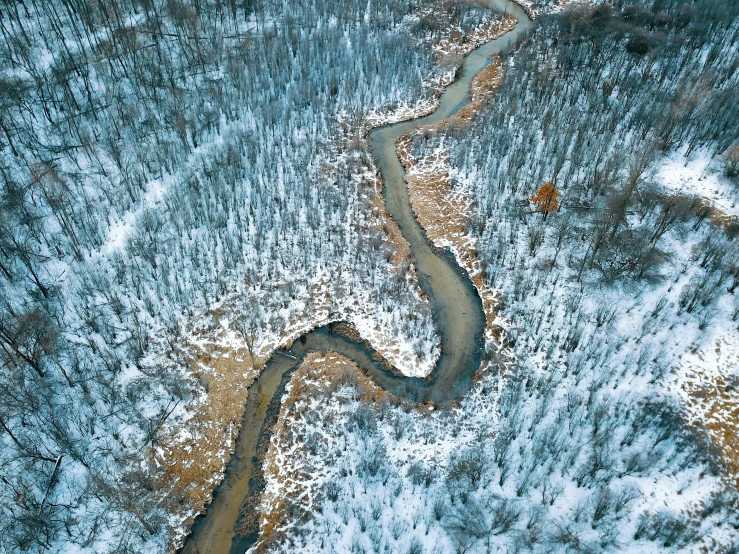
[{"x1": 181, "y1": 1, "x2": 531, "y2": 552}]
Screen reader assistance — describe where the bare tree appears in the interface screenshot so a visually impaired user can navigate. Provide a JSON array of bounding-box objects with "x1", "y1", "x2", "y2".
[{"x1": 233, "y1": 298, "x2": 263, "y2": 366}]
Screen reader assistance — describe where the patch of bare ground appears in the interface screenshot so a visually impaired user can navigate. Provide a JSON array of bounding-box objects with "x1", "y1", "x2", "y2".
[
  {"x1": 397, "y1": 57, "x2": 506, "y2": 345},
  {"x1": 673, "y1": 334, "x2": 739, "y2": 490},
  {"x1": 668, "y1": 203, "x2": 739, "y2": 491}
]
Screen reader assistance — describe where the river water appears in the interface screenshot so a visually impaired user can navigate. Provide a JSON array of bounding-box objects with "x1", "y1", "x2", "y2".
[{"x1": 181, "y1": 2, "x2": 531, "y2": 552}]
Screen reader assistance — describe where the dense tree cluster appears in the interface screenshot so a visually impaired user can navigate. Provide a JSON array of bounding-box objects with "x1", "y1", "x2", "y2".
[
  {"x1": 2, "y1": 0, "x2": 738, "y2": 550},
  {"x1": 257, "y1": 334, "x2": 736, "y2": 552},
  {"x1": 260, "y1": 0, "x2": 739, "y2": 552},
  {"x1": 411, "y1": 0, "x2": 739, "y2": 291},
  {"x1": 0, "y1": 0, "x2": 481, "y2": 550}
]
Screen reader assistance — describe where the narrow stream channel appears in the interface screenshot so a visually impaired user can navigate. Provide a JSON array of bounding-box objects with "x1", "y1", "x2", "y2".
[{"x1": 181, "y1": 2, "x2": 532, "y2": 552}]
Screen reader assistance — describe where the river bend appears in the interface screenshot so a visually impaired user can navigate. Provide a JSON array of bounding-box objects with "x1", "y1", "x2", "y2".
[{"x1": 182, "y1": 2, "x2": 531, "y2": 552}]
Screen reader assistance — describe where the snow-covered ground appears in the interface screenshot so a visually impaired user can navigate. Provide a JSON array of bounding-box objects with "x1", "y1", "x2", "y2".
[
  {"x1": 2, "y1": 0, "x2": 737, "y2": 552},
  {"x1": 253, "y1": 172, "x2": 739, "y2": 551},
  {"x1": 656, "y1": 147, "x2": 739, "y2": 219},
  {"x1": 1, "y1": 0, "x2": 495, "y2": 551},
  {"x1": 514, "y1": 0, "x2": 604, "y2": 18}
]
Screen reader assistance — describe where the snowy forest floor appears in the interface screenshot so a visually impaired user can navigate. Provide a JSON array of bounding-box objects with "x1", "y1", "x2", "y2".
[
  {"x1": 0, "y1": 0, "x2": 527, "y2": 551},
  {"x1": 2, "y1": 0, "x2": 738, "y2": 552}
]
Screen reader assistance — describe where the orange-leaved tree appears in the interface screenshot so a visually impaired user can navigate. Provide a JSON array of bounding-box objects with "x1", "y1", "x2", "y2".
[{"x1": 530, "y1": 182, "x2": 561, "y2": 220}]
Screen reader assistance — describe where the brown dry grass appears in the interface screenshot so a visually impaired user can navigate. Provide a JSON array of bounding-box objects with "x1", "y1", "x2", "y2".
[
  {"x1": 690, "y1": 196, "x2": 739, "y2": 235},
  {"x1": 162, "y1": 9, "x2": 518, "y2": 551},
  {"x1": 152, "y1": 342, "x2": 257, "y2": 531},
  {"x1": 672, "y1": 204, "x2": 739, "y2": 490},
  {"x1": 686, "y1": 375, "x2": 739, "y2": 488},
  {"x1": 675, "y1": 336, "x2": 739, "y2": 490}
]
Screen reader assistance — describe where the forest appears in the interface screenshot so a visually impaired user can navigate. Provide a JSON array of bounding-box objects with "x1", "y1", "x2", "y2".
[
  {"x1": 1, "y1": 0, "x2": 738, "y2": 552},
  {"x1": 255, "y1": 0, "x2": 739, "y2": 553},
  {"x1": 0, "y1": 0, "x2": 460, "y2": 550}
]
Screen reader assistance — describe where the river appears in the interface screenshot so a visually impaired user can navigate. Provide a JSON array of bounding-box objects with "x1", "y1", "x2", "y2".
[{"x1": 181, "y1": 1, "x2": 531, "y2": 552}]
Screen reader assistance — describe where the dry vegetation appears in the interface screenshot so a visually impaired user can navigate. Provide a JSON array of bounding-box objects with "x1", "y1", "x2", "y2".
[
  {"x1": 674, "y1": 333, "x2": 739, "y2": 490},
  {"x1": 153, "y1": 110, "x2": 435, "y2": 549},
  {"x1": 675, "y1": 192, "x2": 739, "y2": 492},
  {"x1": 690, "y1": 196, "x2": 739, "y2": 235},
  {"x1": 424, "y1": 3, "x2": 517, "y2": 66},
  {"x1": 153, "y1": 344, "x2": 257, "y2": 530},
  {"x1": 336, "y1": 115, "x2": 415, "y2": 271},
  {"x1": 160, "y1": 5, "x2": 518, "y2": 547}
]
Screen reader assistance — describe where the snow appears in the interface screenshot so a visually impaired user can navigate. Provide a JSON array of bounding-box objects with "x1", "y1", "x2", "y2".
[
  {"x1": 512, "y1": 0, "x2": 605, "y2": 18},
  {"x1": 251, "y1": 125, "x2": 739, "y2": 554},
  {"x1": 656, "y1": 147, "x2": 739, "y2": 218},
  {"x1": 0, "y1": 0, "x2": 453, "y2": 551},
  {"x1": 3, "y1": 0, "x2": 738, "y2": 552},
  {"x1": 249, "y1": 0, "x2": 739, "y2": 545},
  {"x1": 100, "y1": 178, "x2": 170, "y2": 255}
]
